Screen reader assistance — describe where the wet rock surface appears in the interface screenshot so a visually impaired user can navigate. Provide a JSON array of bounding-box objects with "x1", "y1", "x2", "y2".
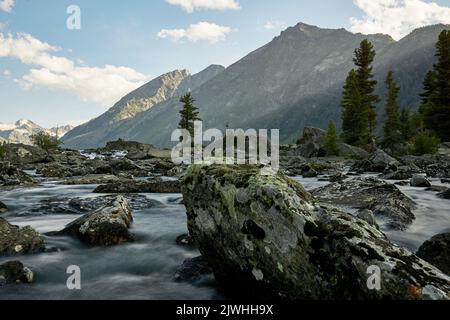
[
  {"x1": 0, "y1": 201, "x2": 8, "y2": 214},
  {"x1": 0, "y1": 218, "x2": 44, "y2": 255},
  {"x1": 312, "y1": 177, "x2": 416, "y2": 230},
  {"x1": 173, "y1": 256, "x2": 212, "y2": 282},
  {"x1": 55, "y1": 196, "x2": 134, "y2": 246},
  {"x1": 0, "y1": 261, "x2": 34, "y2": 286},
  {"x1": 94, "y1": 179, "x2": 181, "y2": 194},
  {"x1": 0, "y1": 162, "x2": 35, "y2": 187},
  {"x1": 352, "y1": 149, "x2": 400, "y2": 174},
  {"x1": 410, "y1": 175, "x2": 432, "y2": 188},
  {"x1": 417, "y1": 233, "x2": 450, "y2": 276},
  {"x1": 181, "y1": 165, "x2": 450, "y2": 300},
  {"x1": 26, "y1": 194, "x2": 163, "y2": 216}
]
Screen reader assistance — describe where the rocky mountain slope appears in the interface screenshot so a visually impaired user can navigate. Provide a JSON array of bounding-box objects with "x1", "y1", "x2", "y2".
[
  {"x1": 0, "y1": 119, "x2": 73, "y2": 145},
  {"x1": 63, "y1": 23, "x2": 450, "y2": 149},
  {"x1": 63, "y1": 65, "x2": 225, "y2": 149}
]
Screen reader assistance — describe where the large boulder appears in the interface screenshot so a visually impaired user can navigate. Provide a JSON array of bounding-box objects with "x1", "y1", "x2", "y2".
[
  {"x1": 352, "y1": 149, "x2": 400, "y2": 173},
  {"x1": 2, "y1": 144, "x2": 48, "y2": 166},
  {"x1": 0, "y1": 162, "x2": 35, "y2": 187},
  {"x1": 296, "y1": 127, "x2": 327, "y2": 158},
  {"x1": 312, "y1": 177, "x2": 416, "y2": 230},
  {"x1": 0, "y1": 261, "x2": 34, "y2": 286},
  {"x1": 0, "y1": 218, "x2": 44, "y2": 255},
  {"x1": 181, "y1": 165, "x2": 449, "y2": 300},
  {"x1": 417, "y1": 234, "x2": 450, "y2": 276},
  {"x1": 55, "y1": 196, "x2": 133, "y2": 246},
  {"x1": 338, "y1": 143, "x2": 369, "y2": 159},
  {"x1": 94, "y1": 179, "x2": 181, "y2": 194}
]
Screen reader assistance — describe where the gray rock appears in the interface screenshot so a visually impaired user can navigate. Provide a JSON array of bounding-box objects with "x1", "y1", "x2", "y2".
[
  {"x1": 312, "y1": 177, "x2": 416, "y2": 230},
  {"x1": 181, "y1": 165, "x2": 450, "y2": 300},
  {"x1": 0, "y1": 218, "x2": 44, "y2": 255},
  {"x1": 56, "y1": 196, "x2": 133, "y2": 246},
  {"x1": 425, "y1": 186, "x2": 448, "y2": 193},
  {"x1": 296, "y1": 127, "x2": 326, "y2": 158},
  {"x1": 352, "y1": 149, "x2": 400, "y2": 173},
  {"x1": 0, "y1": 162, "x2": 35, "y2": 187},
  {"x1": 174, "y1": 256, "x2": 212, "y2": 282},
  {"x1": 338, "y1": 143, "x2": 369, "y2": 159},
  {"x1": 31, "y1": 194, "x2": 162, "y2": 216},
  {"x1": 437, "y1": 189, "x2": 450, "y2": 199},
  {"x1": 94, "y1": 179, "x2": 181, "y2": 194},
  {"x1": 0, "y1": 261, "x2": 34, "y2": 285},
  {"x1": 0, "y1": 201, "x2": 8, "y2": 214},
  {"x1": 410, "y1": 175, "x2": 432, "y2": 188},
  {"x1": 417, "y1": 233, "x2": 450, "y2": 276}
]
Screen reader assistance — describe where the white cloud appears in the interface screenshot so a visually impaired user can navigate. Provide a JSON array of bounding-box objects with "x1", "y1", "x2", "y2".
[
  {"x1": 350, "y1": 0, "x2": 450, "y2": 40},
  {"x1": 3, "y1": 69, "x2": 11, "y2": 76},
  {"x1": 166, "y1": 0, "x2": 240, "y2": 13},
  {"x1": 263, "y1": 20, "x2": 288, "y2": 30},
  {"x1": 0, "y1": 32, "x2": 148, "y2": 106},
  {"x1": 0, "y1": 0, "x2": 14, "y2": 13},
  {"x1": 158, "y1": 21, "x2": 233, "y2": 43}
]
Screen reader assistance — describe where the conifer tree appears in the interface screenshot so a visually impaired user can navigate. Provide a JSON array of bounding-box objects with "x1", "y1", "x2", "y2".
[
  {"x1": 353, "y1": 39, "x2": 380, "y2": 137},
  {"x1": 423, "y1": 30, "x2": 450, "y2": 141},
  {"x1": 178, "y1": 93, "x2": 200, "y2": 137},
  {"x1": 341, "y1": 69, "x2": 368, "y2": 145},
  {"x1": 382, "y1": 71, "x2": 401, "y2": 150},
  {"x1": 325, "y1": 120, "x2": 340, "y2": 156}
]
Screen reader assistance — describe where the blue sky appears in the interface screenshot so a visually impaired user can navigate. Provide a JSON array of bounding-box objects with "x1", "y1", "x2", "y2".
[{"x1": 1, "y1": 0, "x2": 450, "y2": 127}]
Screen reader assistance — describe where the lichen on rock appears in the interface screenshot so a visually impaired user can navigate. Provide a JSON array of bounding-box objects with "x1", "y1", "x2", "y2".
[{"x1": 181, "y1": 164, "x2": 450, "y2": 300}]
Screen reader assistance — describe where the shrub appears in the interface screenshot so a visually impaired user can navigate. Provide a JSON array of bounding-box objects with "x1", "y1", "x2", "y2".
[{"x1": 413, "y1": 130, "x2": 440, "y2": 156}]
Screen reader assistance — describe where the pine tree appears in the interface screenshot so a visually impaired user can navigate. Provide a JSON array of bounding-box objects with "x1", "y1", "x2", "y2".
[
  {"x1": 419, "y1": 71, "x2": 437, "y2": 110},
  {"x1": 353, "y1": 39, "x2": 380, "y2": 137},
  {"x1": 341, "y1": 69, "x2": 368, "y2": 145},
  {"x1": 178, "y1": 93, "x2": 200, "y2": 137},
  {"x1": 423, "y1": 30, "x2": 450, "y2": 141},
  {"x1": 382, "y1": 71, "x2": 401, "y2": 150},
  {"x1": 325, "y1": 120, "x2": 340, "y2": 156}
]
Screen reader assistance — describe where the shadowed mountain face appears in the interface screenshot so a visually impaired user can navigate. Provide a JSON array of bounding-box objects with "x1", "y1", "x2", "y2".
[{"x1": 63, "y1": 23, "x2": 450, "y2": 149}]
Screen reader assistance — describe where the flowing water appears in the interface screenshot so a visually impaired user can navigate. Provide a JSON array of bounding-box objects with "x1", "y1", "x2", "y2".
[
  {"x1": 0, "y1": 173, "x2": 449, "y2": 299},
  {"x1": 0, "y1": 181, "x2": 222, "y2": 300}
]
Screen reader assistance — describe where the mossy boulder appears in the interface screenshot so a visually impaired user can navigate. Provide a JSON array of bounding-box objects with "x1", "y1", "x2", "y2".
[
  {"x1": 181, "y1": 165, "x2": 450, "y2": 300},
  {"x1": 0, "y1": 218, "x2": 44, "y2": 255},
  {"x1": 56, "y1": 196, "x2": 133, "y2": 246}
]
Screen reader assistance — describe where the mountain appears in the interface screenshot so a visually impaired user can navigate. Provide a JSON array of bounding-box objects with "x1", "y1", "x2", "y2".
[
  {"x1": 63, "y1": 23, "x2": 450, "y2": 149},
  {"x1": 63, "y1": 65, "x2": 225, "y2": 149},
  {"x1": 0, "y1": 119, "x2": 74, "y2": 145}
]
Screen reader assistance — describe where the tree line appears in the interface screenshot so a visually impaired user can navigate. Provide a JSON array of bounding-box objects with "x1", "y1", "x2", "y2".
[{"x1": 324, "y1": 30, "x2": 450, "y2": 157}]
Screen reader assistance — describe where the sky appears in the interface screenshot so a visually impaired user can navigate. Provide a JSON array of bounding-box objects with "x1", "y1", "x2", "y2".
[{"x1": 1, "y1": 0, "x2": 450, "y2": 128}]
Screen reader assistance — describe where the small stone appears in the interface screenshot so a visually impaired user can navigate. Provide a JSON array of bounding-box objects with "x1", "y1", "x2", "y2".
[{"x1": 410, "y1": 175, "x2": 432, "y2": 188}]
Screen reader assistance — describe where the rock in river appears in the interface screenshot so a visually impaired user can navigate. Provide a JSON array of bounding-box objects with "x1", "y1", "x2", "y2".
[
  {"x1": 181, "y1": 165, "x2": 449, "y2": 300},
  {"x1": 410, "y1": 175, "x2": 432, "y2": 188},
  {"x1": 312, "y1": 177, "x2": 416, "y2": 230},
  {"x1": 94, "y1": 179, "x2": 181, "y2": 194},
  {"x1": 417, "y1": 233, "x2": 450, "y2": 276},
  {"x1": 55, "y1": 196, "x2": 133, "y2": 246},
  {"x1": 0, "y1": 218, "x2": 44, "y2": 255},
  {"x1": 0, "y1": 261, "x2": 34, "y2": 286},
  {"x1": 174, "y1": 256, "x2": 212, "y2": 282},
  {"x1": 0, "y1": 201, "x2": 8, "y2": 214}
]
